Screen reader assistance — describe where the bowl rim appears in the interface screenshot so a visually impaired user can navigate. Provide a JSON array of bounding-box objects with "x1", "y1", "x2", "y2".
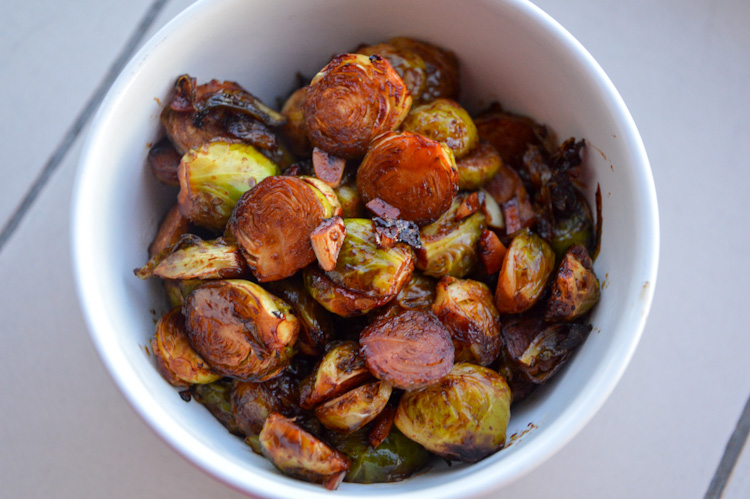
[{"x1": 71, "y1": 0, "x2": 659, "y2": 497}]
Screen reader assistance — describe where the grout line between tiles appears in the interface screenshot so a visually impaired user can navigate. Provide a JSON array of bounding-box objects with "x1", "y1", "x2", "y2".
[
  {"x1": 0, "y1": 0, "x2": 170, "y2": 255},
  {"x1": 705, "y1": 394, "x2": 750, "y2": 498}
]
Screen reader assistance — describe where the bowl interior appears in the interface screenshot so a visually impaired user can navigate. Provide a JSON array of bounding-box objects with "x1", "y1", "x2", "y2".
[{"x1": 72, "y1": 0, "x2": 658, "y2": 497}]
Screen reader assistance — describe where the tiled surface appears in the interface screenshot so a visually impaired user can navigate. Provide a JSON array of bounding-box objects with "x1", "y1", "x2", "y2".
[{"x1": 1, "y1": 0, "x2": 748, "y2": 498}]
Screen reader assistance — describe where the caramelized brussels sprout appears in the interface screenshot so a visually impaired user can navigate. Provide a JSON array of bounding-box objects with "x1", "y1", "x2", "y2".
[
  {"x1": 266, "y1": 277, "x2": 335, "y2": 357},
  {"x1": 148, "y1": 138, "x2": 182, "y2": 186},
  {"x1": 388, "y1": 36, "x2": 459, "y2": 104},
  {"x1": 545, "y1": 244, "x2": 600, "y2": 322},
  {"x1": 395, "y1": 363, "x2": 511, "y2": 462},
  {"x1": 456, "y1": 141, "x2": 502, "y2": 190},
  {"x1": 135, "y1": 235, "x2": 248, "y2": 281},
  {"x1": 502, "y1": 317, "x2": 590, "y2": 384},
  {"x1": 304, "y1": 53, "x2": 412, "y2": 159},
  {"x1": 549, "y1": 190, "x2": 595, "y2": 257},
  {"x1": 360, "y1": 310, "x2": 454, "y2": 390},
  {"x1": 191, "y1": 379, "x2": 242, "y2": 435},
  {"x1": 279, "y1": 86, "x2": 311, "y2": 157},
  {"x1": 357, "y1": 131, "x2": 459, "y2": 226},
  {"x1": 357, "y1": 42, "x2": 429, "y2": 103},
  {"x1": 177, "y1": 141, "x2": 279, "y2": 231},
  {"x1": 474, "y1": 103, "x2": 550, "y2": 170},
  {"x1": 260, "y1": 413, "x2": 350, "y2": 490},
  {"x1": 230, "y1": 380, "x2": 283, "y2": 436},
  {"x1": 303, "y1": 219, "x2": 415, "y2": 317},
  {"x1": 228, "y1": 175, "x2": 341, "y2": 282},
  {"x1": 315, "y1": 381, "x2": 393, "y2": 433},
  {"x1": 432, "y1": 277, "x2": 502, "y2": 366},
  {"x1": 495, "y1": 229, "x2": 555, "y2": 314},
  {"x1": 326, "y1": 425, "x2": 431, "y2": 483},
  {"x1": 401, "y1": 98, "x2": 478, "y2": 159},
  {"x1": 148, "y1": 204, "x2": 190, "y2": 258},
  {"x1": 183, "y1": 279, "x2": 299, "y2": 381},
  {"x1": 299, "y1": 340, "x2": 372, "y2": 410},
  {"x1": 151, "y1": 307, "x2": 221, "y2": 387},
  {"x1": 416, "y1": 193, "x2": 486, "y2": 278},
  {"x1": 369, "y1": 271, "x2": 437, "y2": 320}
]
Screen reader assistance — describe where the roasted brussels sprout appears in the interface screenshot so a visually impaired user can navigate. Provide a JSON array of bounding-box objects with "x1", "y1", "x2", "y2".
[
  {"x1": 549, "y1": 189, "x2": 595, "y2": 257},
  {"x1": 135, "y1": 235, "x2": 248, "y2": 281},
  {"x1": 163, "y1": 278, "x2": 202, "y2": 309},
  {"x1": 388, "y1": 36, "x2": 459, "y2": 104},
  {"x1": 266, "y1": 277, "x2": 335, "y2": 357},
  {"x1": 495, "y1": 228, "x2": 555, "y2": 314},
  {"x1": 279, "y1": 86, "x2": 311, "y2": 157},
  {"x1": 545, "y1": 244, "x2": 600, "y2": 322},
  {"x1": 334, "y1": 182, "x2": 365, "y2": 218},
  {"x1": 357, "y1": 131, "x2": 458, "y2": 226},
  {"x1": 260, "y1": 413, "x2": 350, "y2": 490},
  {"x1": 474, "y1": 103, "x2": 550, "y2": 170},
  {"x1": 502, "y1": 317, "x2": 590, "y2": 384},
  {"x1": 183, "y1": 279, "x2": 299, "y2": 381},
  {"x1": 228, "y1": 175, "x2": 341, "y2": 282},
  {"x1": 303, "y1": 219, "x2": 415, "y2": 317},
  {"x1": 395, "y1": 363, "x2": 511, "y2": 462},
  {"x1": 401, "y1": 98, "x2": 478, "y2": 159},
  {"x1": 151, "y1": 307, "x2": 221, "y2": 387},
  {"x1": 416, "y1": 193, "x2": 486, "y2": 278},
  {"x1": 360, "y1": 310, "x2": 454, "y2": 390},
  {"x1": 483, "y1": 161, "x2": 535, "y2": 235},
  {"x1": 315, "y1": 381, "x2": 393, "y2": 433},
  {"x1": 432, "y1": 276, "x2": 502, "y2": 366},
  {"x1": 456, "y1": 141, "x2": 502, "y2": 190},
  {"x1": 299, "y1": 340, "x2": 372, "y2": 409},
  {"x1": 357, "y1": 42, "x2": 429, "y2": 104},
  {"x1": 191, "y1": 379, "x2": 242, "y2": 435},
  {"x1": 304, "y1": 53, "x2": 412, "y2": 159},
  {"x1": 326, "y1": 425, "x2": 431, "y2": 483},
  {"x1": 230, "y1": 380, "x2": 283, "y2": 436},
  {"x1": 177, "y1": 141, "x2": 280, "y2": 231},
  {"x1": 148, "y1": 138, "x2": 182, "y2": 186}
]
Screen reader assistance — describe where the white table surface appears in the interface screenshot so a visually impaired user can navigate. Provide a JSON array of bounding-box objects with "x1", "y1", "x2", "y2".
[{"x1": 2, "y1": 0, "x2": 749, "y2": 497}]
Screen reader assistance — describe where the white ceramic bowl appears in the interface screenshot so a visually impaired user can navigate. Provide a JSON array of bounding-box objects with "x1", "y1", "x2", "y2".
[{"x1": 71, "y1": 0, "x2": 659, "y2": 497}]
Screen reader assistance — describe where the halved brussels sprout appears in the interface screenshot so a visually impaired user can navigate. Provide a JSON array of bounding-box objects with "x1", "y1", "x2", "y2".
[
  {"x1": 304, "y1": 53, "x2": 412, "y2": 159},
  {"x1": 279, "y1": 86, "x2": 311, "y2": 157},
  {"x1": 432, "y1": 276, "x2": 502, "y2": 366},
  {"x1": 388, "y1": 36, "x2": 459, "y2": 104},
  {"x1": 177, "y1": 141, "x2": 280, "y2": 231},
  {"x1": 456, "y1": 141, "x2": 502, "y2": 190},
  {"x1": 545, "y1": 244, "x2": 600, "y2": 322},
  {"x1": 357, "y1": 42, "x2": 429, "y2": 103},
  {"x1": 191, "y1": 379, "x2": 242, "y2": 435},
  {"x1": 266, "y1": 277, "x2": 334, "y2": 357},
  {"x1": 230, "y1": 380, "x2": 283, "y2": 436},
  {"x1": 303, "y1": 219, "x2": 415, "y2": 317},
  {"x1": 135, "y1": 235, "x2": 248, "y2": 281},
  {"x1": 495, "y1": 228, "x2": 555, "y2": 314},
  {"x1": 549, "y1": 189, "x2": 595, "y2": 257},
  {"x1": 502, "y1": 317, "x2": 590, "y2": 384},
  {"x1": 299, "y1": 340, "x2": 372, "y2": 410},
  {"x1": 326, "y1": 425, "x2": 431, "y2": 483},
  {"x1": 148, "y1": 204, "x2": 190, "y2": 258},
  {"x1": 228, "y1": 175, "x2": 341, "y2": 282},
  {"x1": 474, "y1": 103, "x2": 550, "y2": 170},
  {"x1": 395, "y1": 363, "x2": 511, "y2": 462},
  {"x1": 183, "y1": 279, "x2": 299, "y2": 381},
  {"x1": 151, "y1": 307, "x2": 221, "y2": 387},
  {"x1": 369, "y1": 271, "x2": 437, "y2": 321},
  {"x1": 401, "y1": 98, "x2": 478, "y2": 159},
  {"x1": 260, "y1": 413, "x2": 350, "y2": 490},
  {"x1": 416, "y1": 193, "x2": 486, "y2": 278},
  {"x1": 356, "y1": 131, "x2": 458, "y2": 226},
  {"x1": 315, "y1": 381, "x2": 393, "y2": 433},
  {"x1": 360, "y1": 309, "x2": 454, "y2": 391}
]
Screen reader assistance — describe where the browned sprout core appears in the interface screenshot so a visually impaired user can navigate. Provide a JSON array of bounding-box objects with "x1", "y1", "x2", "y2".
[
  {"x1": 356, "y1": 131, "x2": 458, "y2": 226},
  {"x1": 360, "y1": 310, "x2": 454, "y2": 390},
  {"x1": 229, "y1": 176, "x2": 329, "y2": 282},
  {"x1": 304, "y1": 53, "x2": 412, "y2": 159}
]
